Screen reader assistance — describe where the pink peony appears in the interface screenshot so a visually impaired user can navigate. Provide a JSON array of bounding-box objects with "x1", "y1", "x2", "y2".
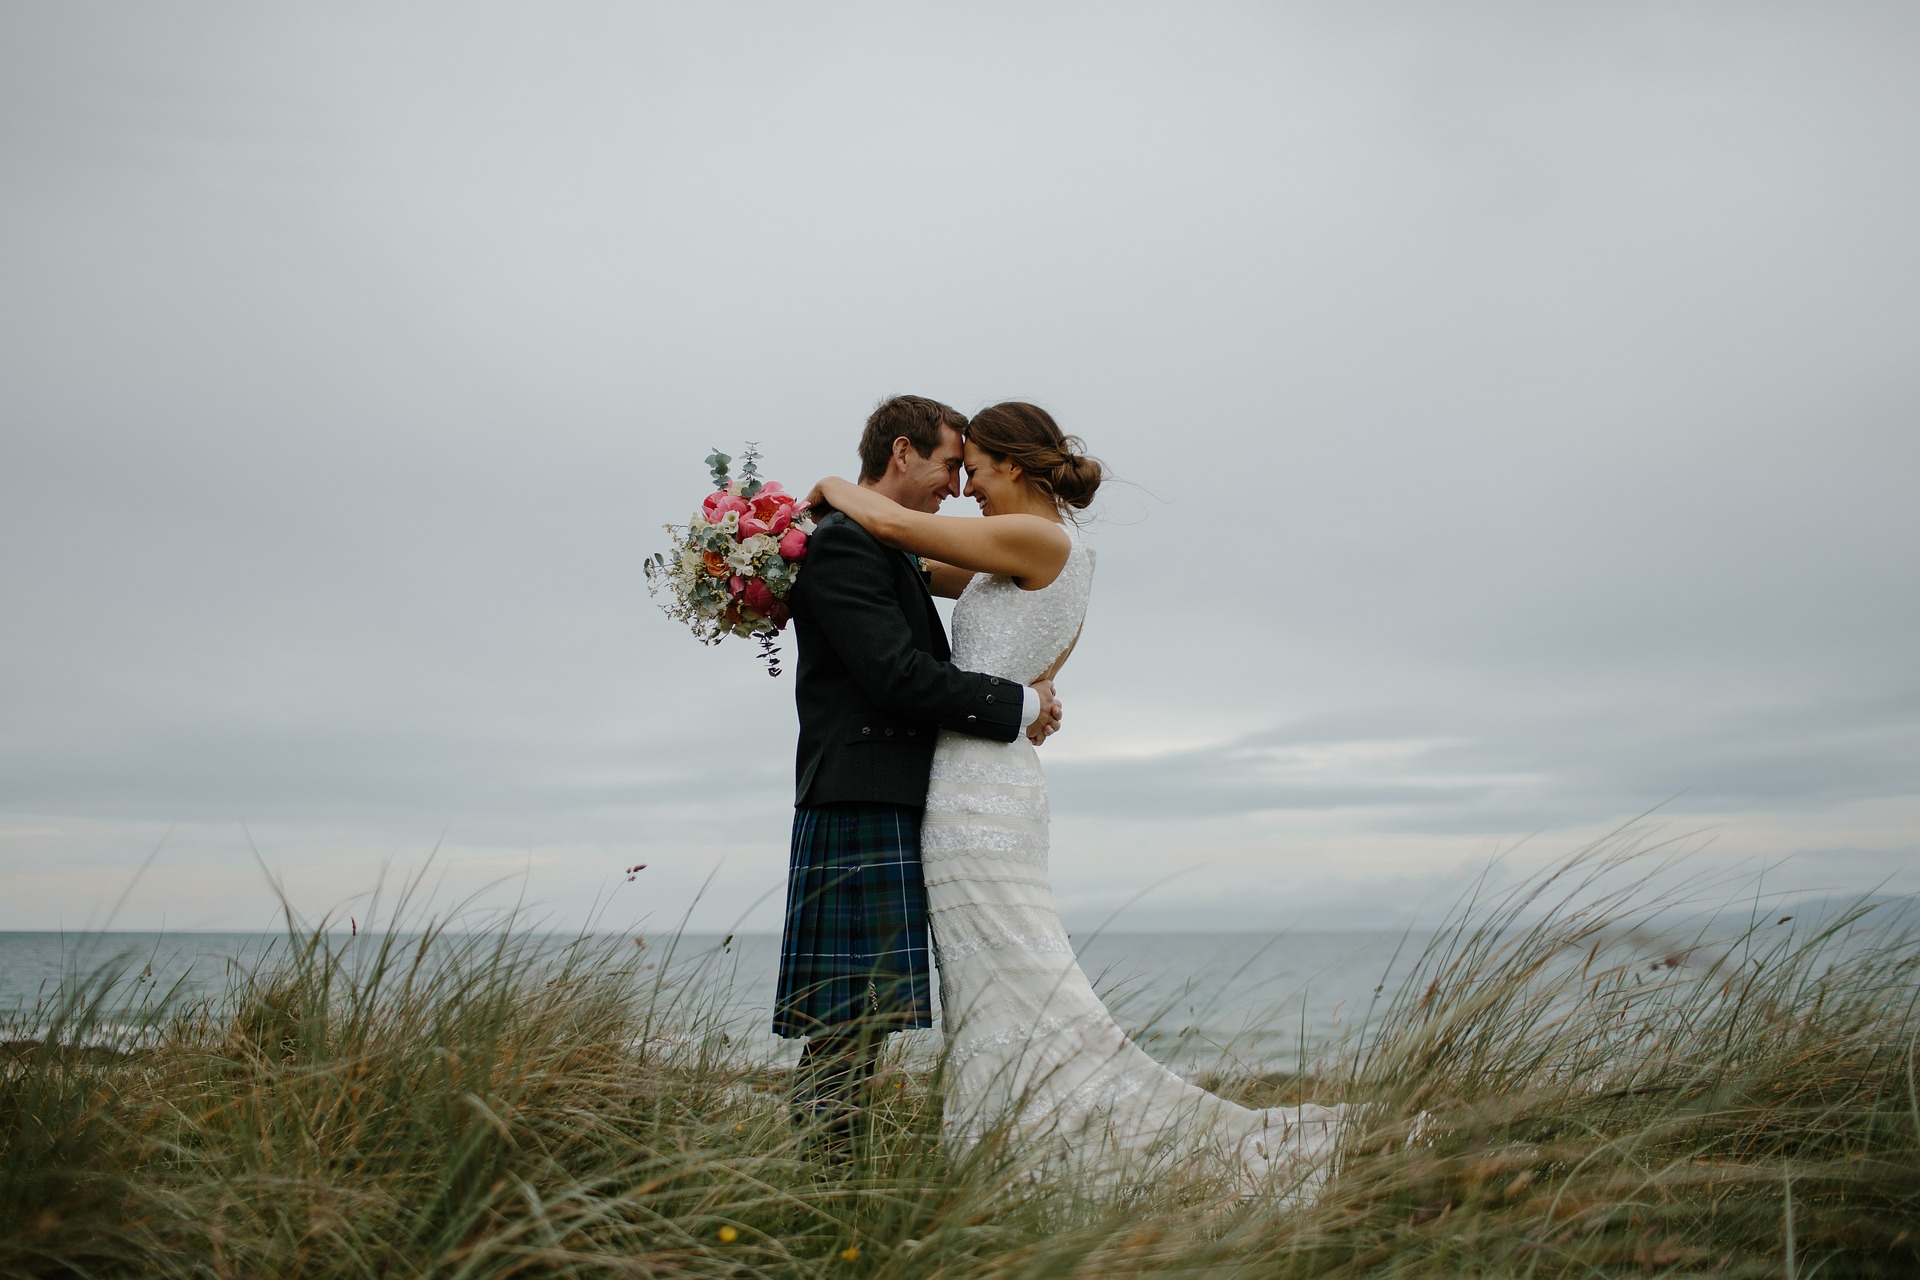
[
  {"x1": 777, "y1": 527, "x2": 808, "y2": 561},
  {"x1": 749, "y1": 486, "x2": 791, "y2": 519},
  {"x1": 740, "y1": 486, "x2": 795, "y2": 539},
  {"x1": 728, "y1": 575, "x2": 746, "y2": 597},
  {"x1": 743, "y1": 577, "x2": 776, "y2": 614},
  {"x1": 703, "y1": 492, "x2": 749, "y2": 523}
]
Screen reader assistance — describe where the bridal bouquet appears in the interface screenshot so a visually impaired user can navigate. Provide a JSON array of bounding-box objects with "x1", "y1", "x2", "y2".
[{"x1": 644, "y1": 444, "x2": 813, "y2": 675}]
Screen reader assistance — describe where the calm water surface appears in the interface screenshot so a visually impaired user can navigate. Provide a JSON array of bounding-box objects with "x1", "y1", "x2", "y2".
[{"x1": 0, "y1": 929, "x2": 1430, "y2": 1074}]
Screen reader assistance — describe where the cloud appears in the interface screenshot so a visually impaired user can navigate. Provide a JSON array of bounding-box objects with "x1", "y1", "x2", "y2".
[
  {"x1": 2, "y1": 3, "x2": 1917, "y2": 929},
  {"x1": 1049, "y1": 692, "x2": 1920, "y2": 835}
]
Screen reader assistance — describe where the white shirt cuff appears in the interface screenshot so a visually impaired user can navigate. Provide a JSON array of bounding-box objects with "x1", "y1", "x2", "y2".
[{"x1": 1021, "y1": 686, "x2": 1041, "y2": 730}]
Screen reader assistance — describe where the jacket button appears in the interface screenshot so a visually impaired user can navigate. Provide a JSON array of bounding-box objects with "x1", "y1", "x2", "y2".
[
  {"x1": 861, "y1": 726, "x2": 871, "y2": 735},
  {"x1": 990, "y1": 677, "x2": 1000, "y2": 685},
  {"x1": 985, "y1": 694, "x2": 994, "y2": 703},
  {"x1": 907, "y1": 727, "x2": 917, "y2": 736},
  {"x1": 966, "y1": 714, "x2": 977, "y2": 723},
  {"x1": 884, "y1": 727, "x2": 894, "y2": 736}
]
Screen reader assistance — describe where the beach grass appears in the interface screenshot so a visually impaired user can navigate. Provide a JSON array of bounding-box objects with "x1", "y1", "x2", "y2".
[{"x1": 3, "y1": 843, "x2": 1917, "y2": 1278}]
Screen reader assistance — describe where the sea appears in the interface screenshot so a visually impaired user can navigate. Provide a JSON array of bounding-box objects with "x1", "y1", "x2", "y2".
[{"x1": 0, "y1": 929, "x2": 1435, "y2": 1076}]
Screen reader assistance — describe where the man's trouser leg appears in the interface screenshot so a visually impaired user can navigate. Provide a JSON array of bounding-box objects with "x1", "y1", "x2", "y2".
[{"x1": 791, "y1": 1022, "x2": 883, "y2": 1149}]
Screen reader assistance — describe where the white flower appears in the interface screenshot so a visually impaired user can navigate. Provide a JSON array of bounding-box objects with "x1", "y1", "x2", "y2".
[{"x1": 726, "y1": 534, "x2": 774, "y2": 573}]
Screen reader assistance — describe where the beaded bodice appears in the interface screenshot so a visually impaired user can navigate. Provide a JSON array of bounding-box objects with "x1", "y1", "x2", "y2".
[{"x1": 949, "y1": 520, "x2": 1092, "y2": 684}]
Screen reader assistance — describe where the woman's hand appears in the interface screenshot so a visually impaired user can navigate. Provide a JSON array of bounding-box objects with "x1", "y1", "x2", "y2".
[
  {"x1": 1026, "y1": 677, "x2": 1062, "y2": 745},
  {"x1": 808, "y1": 477, "x2": 915, "y2": 545},
  {"x1": 805, "y1": 476, "x2": 852, "y2": 519}
]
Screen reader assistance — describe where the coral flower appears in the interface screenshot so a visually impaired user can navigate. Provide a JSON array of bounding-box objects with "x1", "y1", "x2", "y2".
[
  {"x1": 702, "y1": 550, "x2": 728, "y2": 577},
  {"x1": 749, "y1": 487, "x2": 794, "y2": 529}
]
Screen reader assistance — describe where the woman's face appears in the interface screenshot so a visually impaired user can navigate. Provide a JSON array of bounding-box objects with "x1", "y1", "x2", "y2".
[{"x1": 962, "y1": 441, "x2": 1023, "y2": 515}]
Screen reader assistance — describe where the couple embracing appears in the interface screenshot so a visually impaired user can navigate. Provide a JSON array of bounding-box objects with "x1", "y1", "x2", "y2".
[{"x1": 773, "y1": 394, "x2": 1344, "y2": 1196}]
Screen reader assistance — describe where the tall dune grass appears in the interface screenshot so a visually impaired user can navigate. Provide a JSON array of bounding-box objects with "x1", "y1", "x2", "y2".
[{"x1": 3, "y1": 843, "x2": 1916, "y2": 1278}]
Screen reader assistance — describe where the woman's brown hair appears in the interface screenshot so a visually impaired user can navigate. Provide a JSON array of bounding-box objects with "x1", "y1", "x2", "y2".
[{"x1": 964, "y1": 402, "x2": 1103, "y2": 510}]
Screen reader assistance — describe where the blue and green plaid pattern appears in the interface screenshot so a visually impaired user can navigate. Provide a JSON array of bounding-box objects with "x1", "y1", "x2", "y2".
[{"x1": 773, "y1": 801, "x2": 932, "y2": 1038}]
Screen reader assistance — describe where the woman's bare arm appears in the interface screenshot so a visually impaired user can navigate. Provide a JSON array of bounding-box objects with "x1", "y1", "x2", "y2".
[
  {"x1": 809, "y1": 477, "x2": 1071, "y2": 589},
  {"x1": 923, "y1": 560, "x2": 976, "y2": 599}
]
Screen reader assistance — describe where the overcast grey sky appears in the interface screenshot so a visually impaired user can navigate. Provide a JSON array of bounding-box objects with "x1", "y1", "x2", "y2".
[{"x1": 3, "y1": 2, "x2": 1916, "y2": 933}]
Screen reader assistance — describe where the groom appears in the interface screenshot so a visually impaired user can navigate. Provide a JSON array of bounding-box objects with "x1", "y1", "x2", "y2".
[{"x1": 774, "y1": 394, "x2": 1060, "y2": 1146}]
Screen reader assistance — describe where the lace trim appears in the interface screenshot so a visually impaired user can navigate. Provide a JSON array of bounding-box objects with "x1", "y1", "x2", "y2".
[
  {"x1": 938, "y1": 988, "x2": 1073, "y2": 1027},
  {"x1": 923, "y1": 817, "x2": 1049, "y2": 848},
  {"x1": 926, "y1": 777, "x2": 1045, "y2": 800},
  {"x1": 923, "y1": 849, "x2": 1048, "y2": 870},
  {"x1": 923, "y1": 870, "x2": 1053, "y2": 892},
  {"x1": 939, "y1": 959, "x2": 1090, "y2": 998},
  {"x1": 931, "y1": 899, "x2": 1062, "y2": 929},
  {"x1": 929, "y1": 757, "x2": 1044, "y2": 787},
  {"x1": 938, "y1": 932, "x2": 1076, "y2": 961},
  {"x1": 923, "y1": 790, "x2": 1050, "y2": 822},
  {"x1": 933, "y1": 731, "x2": 1036, "y2": 759},
  {"x1": 921, "y1": 825, "x2": 1047, "y2": 864},
  {"x1": 948, "y1": 1010, "x2": 1115, "y2": 1072}
]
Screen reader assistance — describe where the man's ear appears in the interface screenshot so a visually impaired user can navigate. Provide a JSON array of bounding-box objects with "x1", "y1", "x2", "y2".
[{"x1": 890, "y1": 436, "x2": 913, "y2": 472}]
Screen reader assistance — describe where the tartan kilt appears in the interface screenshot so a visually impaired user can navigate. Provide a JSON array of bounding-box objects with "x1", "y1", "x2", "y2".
[{"x1": 773, "y1": 801, "x2": 933, "y2": 1038}]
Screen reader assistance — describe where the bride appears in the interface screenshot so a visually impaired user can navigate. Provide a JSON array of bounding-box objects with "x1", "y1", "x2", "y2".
[{"x1": 808, "y1": 402, "x2": 1346, "y2": 1199}]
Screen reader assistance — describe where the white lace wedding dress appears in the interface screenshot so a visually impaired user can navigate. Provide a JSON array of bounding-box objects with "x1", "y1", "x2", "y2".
[{"x1": 921, "y1": 520, "x2": 1347, "y2": 1199}]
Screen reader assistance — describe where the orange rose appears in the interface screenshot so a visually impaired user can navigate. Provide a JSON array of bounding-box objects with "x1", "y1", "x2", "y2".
[{"x1": 702, "y1": 550, "x2": 729, "y2": 577}]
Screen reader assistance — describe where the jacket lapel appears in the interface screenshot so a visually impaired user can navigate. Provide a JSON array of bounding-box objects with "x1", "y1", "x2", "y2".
[{"x1": 896, "y1": 549, "x2": 952, "y2": 660}]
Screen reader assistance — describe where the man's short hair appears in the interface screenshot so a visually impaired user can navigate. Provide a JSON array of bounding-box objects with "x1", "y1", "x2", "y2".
[{"x1": 857, "y1": 395, "x2": 967, "y2": 482}]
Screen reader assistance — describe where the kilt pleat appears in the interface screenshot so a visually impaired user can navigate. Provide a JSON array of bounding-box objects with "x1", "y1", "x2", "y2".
[{"x1": 773, "y1": 801, "x2": 932, "y2": 1038}]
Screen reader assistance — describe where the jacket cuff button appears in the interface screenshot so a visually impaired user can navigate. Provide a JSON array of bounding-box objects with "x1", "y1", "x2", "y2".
[
  {"x1": 861, "y1": 726, "x2": 871, "y2": 735},
  {"x1": 966, "y1": 714, "x2": 977, "y2": 723},
  {"x1": 985, "y1": 694, "x2": 994, "y2": 703}
]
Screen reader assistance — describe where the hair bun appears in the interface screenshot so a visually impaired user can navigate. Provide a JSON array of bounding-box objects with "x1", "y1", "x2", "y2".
[
  {"x1": 1049, "y1": 452, "x2": 1103, "y2": 510},
  {"x1": 965, "y1": 401, "x2": 1106, "y2": 511}
]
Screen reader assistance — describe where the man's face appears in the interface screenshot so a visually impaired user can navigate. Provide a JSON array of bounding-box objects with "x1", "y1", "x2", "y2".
[{"x1": 898, "y1": 425, "x2": 965, "y2": 513}]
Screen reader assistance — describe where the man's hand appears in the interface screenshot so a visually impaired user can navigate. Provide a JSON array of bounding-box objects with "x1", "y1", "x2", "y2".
[{"x1": 1026, "y1": 677, "x2": 1063, "y2": 745}]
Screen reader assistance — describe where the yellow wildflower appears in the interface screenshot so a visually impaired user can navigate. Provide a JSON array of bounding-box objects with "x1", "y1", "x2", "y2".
[
  {"x1": 840, "y1": 1245, "x2": 860, "y2": 1261},
  {"x1": 717, "y1": 1226, "x2": 738, "y2": 1243}
]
